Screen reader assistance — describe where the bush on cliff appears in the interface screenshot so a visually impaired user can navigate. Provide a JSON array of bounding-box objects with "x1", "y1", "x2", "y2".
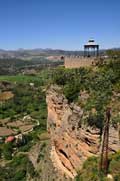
[
  {"x1": 51, "y1": 60, "x2": 120, "y2": 130},
  {"x1": 0, "y1": 154, "x2": 36, "y2": 180},
  {"x1": 76, "y1": 151, "x2": 120, "y2": 181},
  {"x1": 3, "y1": 142, "x2": 13, "y2": 160}
]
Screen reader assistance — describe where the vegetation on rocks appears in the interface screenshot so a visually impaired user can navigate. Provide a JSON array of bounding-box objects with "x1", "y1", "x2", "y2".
[
  {"x1": 51, "y1": 59, "x2": 120, "y2": 130},
  {"x1": 0, "y1": 57, "x2": 120, "y2": 180},
  {"x1": 0, "y1": 154, "x2": 37, "y2": 181},
  {"x1": 76, "y1": 151, "x2": 120, "y2": 181}
]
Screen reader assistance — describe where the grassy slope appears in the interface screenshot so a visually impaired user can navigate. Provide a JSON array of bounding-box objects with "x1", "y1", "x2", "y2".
[
  {"x1": 76, "y1": 151, "x2": 120, "y2": 181},
  {"x1": 0, "y1": 75, "x2": 41, "y2": 83}
]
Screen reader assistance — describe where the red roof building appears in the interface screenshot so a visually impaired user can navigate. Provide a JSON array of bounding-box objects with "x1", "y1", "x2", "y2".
[{"x1": 5, "y1": 136, "x2": 15, "y2": 143}]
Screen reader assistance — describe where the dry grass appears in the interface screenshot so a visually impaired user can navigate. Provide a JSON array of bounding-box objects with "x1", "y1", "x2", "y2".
[
  {"x1": 7, "y1": 120, "x2": 24, "y2": 127},
  {"x1": 19, "y1": 125, "x2": 34, "y2": 133},
  {"x1": 0, "y1": 91, "x2": 14, "y2": 101},
  {"x1": 0, "y1": 127, "x2": 16, "y2": 136}
]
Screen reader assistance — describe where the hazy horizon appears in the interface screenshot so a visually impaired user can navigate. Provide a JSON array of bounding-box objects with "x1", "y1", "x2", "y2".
[{"x1": 1, "y1": 46, "x2": 120, "y2": 52}]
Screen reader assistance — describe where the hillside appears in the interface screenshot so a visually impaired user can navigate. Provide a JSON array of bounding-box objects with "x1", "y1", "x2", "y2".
[
  {"x1": 0, "y1": 58, "x2": 63, "y2": 75},
  {"x1": 46, "y1": 59, "x2": 120, "y2": 180},
  {"x1": 0, "y1": 49, "x2": 84, "y2": 59},
  {"x1": 0, "y1": 58, "x2": 120, "y2": 180},
  {"x1": 46, "y1": 84, "x2": 119, "y2": 180},
  {"x1": 0, "y1": 47, "x2": 119, "y2": 60}
]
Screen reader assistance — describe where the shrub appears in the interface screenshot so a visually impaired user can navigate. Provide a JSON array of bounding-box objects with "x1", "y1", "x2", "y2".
[
  {"x1": 63, "y1": 82, "x2": 80, "y2": 102},
  {"x1": 3, "y1": 142, "x2": 13, "y2": 160},
  {"x1": 76, "y1": 152, "x2": 120, "y2": 181},
  {"x1": 87, "y1": 113, "x2": 104, "y2": 133},
  {"x1": 14, "y1": 169, "x2": 26, "y2": 181}
]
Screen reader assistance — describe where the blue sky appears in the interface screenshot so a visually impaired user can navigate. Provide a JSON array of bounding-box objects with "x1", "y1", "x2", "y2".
[{"x1": 0, "y1": 0, "x2": 120, "y2": 50}]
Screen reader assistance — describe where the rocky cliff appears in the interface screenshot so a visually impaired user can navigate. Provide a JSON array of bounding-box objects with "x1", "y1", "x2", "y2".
[{"x1": 46, "y1": 85, "x2": 120, "y2": 180}]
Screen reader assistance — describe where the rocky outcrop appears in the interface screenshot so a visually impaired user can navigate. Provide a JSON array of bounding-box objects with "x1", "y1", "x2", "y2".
[
  {"x1": 46, "y1": 85, "x2": 100, "y2": 179},
  {"x1": 46, "y1": 85, "x2": 120, "y2": 180},
  {"x1": 109, "y1": 125, "x2": 120, "y2": 152}
]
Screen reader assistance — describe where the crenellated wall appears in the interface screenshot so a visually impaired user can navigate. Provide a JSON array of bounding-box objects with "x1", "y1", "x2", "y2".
[{"x1": 64, "y1": 56, "x2": 96, "y2": 68}]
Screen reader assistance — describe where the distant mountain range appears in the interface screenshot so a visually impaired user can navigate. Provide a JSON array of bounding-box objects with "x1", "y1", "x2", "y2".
[
  {"x1": 0, "y1": 49, "x2": 83, "y2": 59},
  {"x1": 0, "y1": 48, "x2": 119, "y2": 59}
]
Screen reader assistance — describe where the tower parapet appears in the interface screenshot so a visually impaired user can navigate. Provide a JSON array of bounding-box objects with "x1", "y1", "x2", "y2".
[{"x1": 64, "y1": 56, "x2": 96, "y2": 68}]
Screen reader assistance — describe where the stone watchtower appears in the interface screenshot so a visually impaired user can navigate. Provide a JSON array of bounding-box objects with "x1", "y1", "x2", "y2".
[
  {"x1": 64, "y1": 39, "x2": 100, "y2": 68},
  {"x1": 84, "y1": 39, "x2": 99, "y2": 57}
]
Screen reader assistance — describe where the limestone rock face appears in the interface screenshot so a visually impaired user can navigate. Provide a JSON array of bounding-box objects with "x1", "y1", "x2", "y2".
[
  {"x1": 46, "y1": 85, "x2": 99, "y2": 179},
  {"x1": 46, "y1": 85, "x2": 120, "y2": 179},
  {"x1": 109, "y1": 125, "x2": 120, "y2": 152}
]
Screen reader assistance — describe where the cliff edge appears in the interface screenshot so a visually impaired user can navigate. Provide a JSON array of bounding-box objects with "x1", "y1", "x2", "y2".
[
  {"x1": 46, "y1": 85, "x2": 120, "y2": 180},
  {"x1": 46, "y1": 85, "x2": 100, "y2": 179}
]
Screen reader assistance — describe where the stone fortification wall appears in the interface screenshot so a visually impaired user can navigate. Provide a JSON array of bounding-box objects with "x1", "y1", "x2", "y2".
[{"x1": 64, "y1": 56, "x2": 96, "y2": 68}]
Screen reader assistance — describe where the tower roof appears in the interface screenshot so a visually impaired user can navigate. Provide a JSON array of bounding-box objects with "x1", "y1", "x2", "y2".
[{"x1": 85, "y1": 39, "x2": 99, "y2": 46}]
